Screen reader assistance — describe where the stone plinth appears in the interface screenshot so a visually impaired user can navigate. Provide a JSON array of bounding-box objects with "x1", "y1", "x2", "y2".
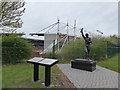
[{"x1": 71, "y1": 59, "x2": 96, "y2": 72}]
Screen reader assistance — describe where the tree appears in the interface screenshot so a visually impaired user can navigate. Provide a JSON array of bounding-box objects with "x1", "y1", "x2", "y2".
[{"x1": 0, "y1": 0, "x2": 25, "y2": 33}]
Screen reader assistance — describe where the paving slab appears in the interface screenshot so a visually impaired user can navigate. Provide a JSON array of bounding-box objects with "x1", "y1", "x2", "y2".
[{"x1": 57, "y1": 64, "x2": 118, "y2": 88}]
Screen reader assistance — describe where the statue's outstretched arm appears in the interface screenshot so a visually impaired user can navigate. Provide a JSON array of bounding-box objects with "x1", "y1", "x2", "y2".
[{"x1": 80, "y1": 28, "x2": 85, "y2": 40}]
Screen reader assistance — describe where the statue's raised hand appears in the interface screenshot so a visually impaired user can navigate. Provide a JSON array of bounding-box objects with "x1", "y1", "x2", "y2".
[{"x1": 80, "y1": 28, "x2": 83, "y2": 33}]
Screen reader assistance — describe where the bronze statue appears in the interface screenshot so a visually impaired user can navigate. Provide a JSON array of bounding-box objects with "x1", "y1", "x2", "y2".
[
  {"x1": 71, "y1": 28, "x2": 96, "y2": 71},
  {"x1": 80, "y1": 28, "x2": 92, "y2": 59}
]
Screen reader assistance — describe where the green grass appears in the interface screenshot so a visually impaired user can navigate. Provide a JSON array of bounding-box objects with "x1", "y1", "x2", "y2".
[
  {"x1": 0, "y1": 66, "x2": 2, "y2": 89},
  {"x1": 97, "y1": 54, "x2": 119, "y2": 73},
  {"x1": 2, "y1": 63, "x2": 62, "y2": 88},
  {"x1": 58, "y1": 60, "x2": 71, "y2": 64}
]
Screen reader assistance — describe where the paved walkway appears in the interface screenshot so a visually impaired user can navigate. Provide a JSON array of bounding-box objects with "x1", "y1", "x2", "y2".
[{"x1": 57, "y1": 64, "x2": 118, "y2": 88}]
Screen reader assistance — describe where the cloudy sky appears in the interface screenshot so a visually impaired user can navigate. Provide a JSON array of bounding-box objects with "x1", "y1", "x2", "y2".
[{"x1": 18, "y1": 1, "x2": 118, "y2": 37}]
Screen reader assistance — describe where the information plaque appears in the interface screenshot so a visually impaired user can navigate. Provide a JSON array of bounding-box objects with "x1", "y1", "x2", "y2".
[{"x1": 27, "y1": 57, "x2": 58, "y2": 87}]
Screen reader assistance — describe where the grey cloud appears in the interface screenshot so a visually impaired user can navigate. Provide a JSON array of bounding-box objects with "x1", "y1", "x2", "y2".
[{"x1": 18, "y1": 2, "x2": 118, "y2": 36}]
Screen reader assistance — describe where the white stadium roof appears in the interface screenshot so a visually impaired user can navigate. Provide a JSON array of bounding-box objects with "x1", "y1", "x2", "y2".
[{"x1": 21, "y1": 35, "x2": 44, "y2": 41}]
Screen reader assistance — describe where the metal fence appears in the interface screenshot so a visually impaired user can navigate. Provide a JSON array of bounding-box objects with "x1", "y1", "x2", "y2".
[{"x1": 107, "y1": 42, "x2": 120, "y2": 57}]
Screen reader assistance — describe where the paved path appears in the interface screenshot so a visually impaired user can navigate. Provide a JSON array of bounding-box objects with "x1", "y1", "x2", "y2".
[{"x1": 57, "y1": 64, "x2": 118, "y2": 88}]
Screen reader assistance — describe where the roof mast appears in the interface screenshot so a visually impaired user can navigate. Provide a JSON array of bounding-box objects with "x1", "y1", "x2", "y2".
[
  {"x1": 57, "y1": 17, "x2": 60, "y2": 51},
  {"x1": 67, "y1": 20, "x2": 69, "y2": 44},
  {"x1": 74, "y1": 20, "x2": 76, "y2": 40}
]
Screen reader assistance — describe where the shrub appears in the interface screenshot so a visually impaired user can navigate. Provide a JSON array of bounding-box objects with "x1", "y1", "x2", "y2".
[
  {"x1": 2, "y1": 35, "x2": 34, "y2": 64},
  {"x1": 60, "y1": 36, "x2": 117, "y2": 61},
  {"x1": 60, "y1": 39, "x2": 85, "y2": 61},
  {"x1": 90, "y1": 38, "x2": 107, "y2": 60}
]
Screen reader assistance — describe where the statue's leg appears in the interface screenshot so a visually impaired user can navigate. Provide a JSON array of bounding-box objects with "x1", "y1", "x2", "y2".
[
  {"x1": 86, "y1": 46, "x2": 90, "y2": 60},
  {"x1": 84, "y1": 46, "x2": 87, "y2": 59},
  {"x1": 87, "y1": 46, "x2": 90, "y2": 59}
]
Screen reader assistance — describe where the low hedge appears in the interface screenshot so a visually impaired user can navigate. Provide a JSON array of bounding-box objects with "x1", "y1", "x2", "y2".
[{"x1": 2, "y1": 35, "x2": 34, "y2": 64}]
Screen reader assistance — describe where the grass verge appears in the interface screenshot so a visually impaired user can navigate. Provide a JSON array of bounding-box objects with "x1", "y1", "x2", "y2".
[
  {"x1": 2, "y1": 63, "x2": 62, "y2": 88},
  {"x1": 97, "y1": 54, "x2": 119, "y2": 73}
]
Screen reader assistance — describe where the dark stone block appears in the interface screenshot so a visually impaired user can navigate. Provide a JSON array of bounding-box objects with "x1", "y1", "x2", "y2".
[{"x1": 71, "y1": 59, "x2": 96, "y2": 72}]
